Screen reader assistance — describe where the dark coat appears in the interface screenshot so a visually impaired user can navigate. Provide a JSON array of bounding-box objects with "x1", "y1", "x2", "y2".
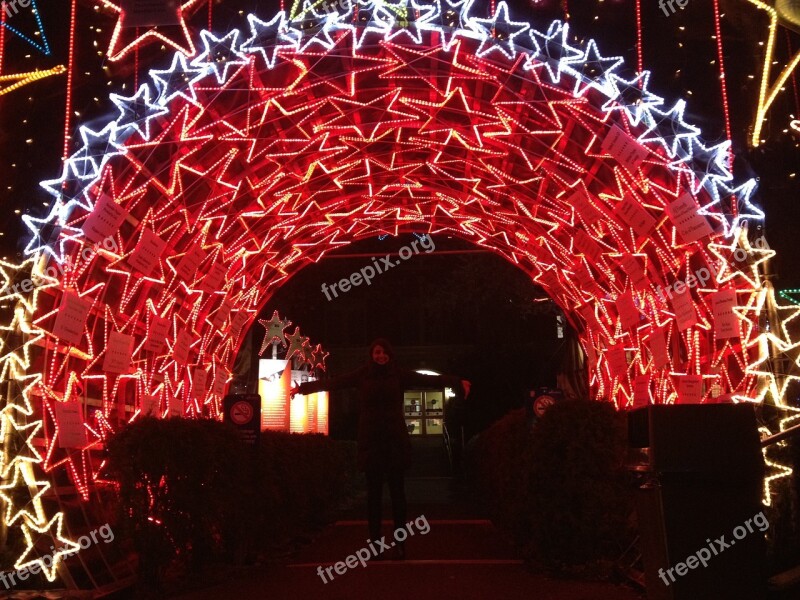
[{"x1": 297, "y1": 363, "x2": 459, "y2": 472}]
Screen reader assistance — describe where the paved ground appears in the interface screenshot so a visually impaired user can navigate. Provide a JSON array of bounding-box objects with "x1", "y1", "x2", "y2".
[
  {"x1": 174, "y1": 439, "x2": 644, "y2": 600},
  {"x1": 174, "y1": 521, "x2": 642, "y2": 599}
]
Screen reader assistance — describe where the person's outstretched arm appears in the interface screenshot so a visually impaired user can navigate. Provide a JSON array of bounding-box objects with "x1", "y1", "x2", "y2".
[{"x1": 293, "y1": 365, "x2": 366, "y2": 397}]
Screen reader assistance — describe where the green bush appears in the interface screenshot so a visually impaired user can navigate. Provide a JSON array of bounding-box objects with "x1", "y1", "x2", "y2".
[
  {"x1": 105, "y1": 417, "x2": 357, "y2": 588},
  {"x1": 527, "y1": 399, "x2": 631, "y2": 566},
  {"x1": 467, "y1": 409, "x2": 536, "y2": 542},
  {"x1": 467, "y1": 400, "x2": 633, "y2": 568}
]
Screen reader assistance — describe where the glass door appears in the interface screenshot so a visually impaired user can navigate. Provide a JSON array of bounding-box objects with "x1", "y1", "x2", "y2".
[
  {"x1": 424, "y1": 391, "x2": 443, "y2": 435},
  {"x1": 404, "y1": 390, "x2": 444, "y2": 436}
]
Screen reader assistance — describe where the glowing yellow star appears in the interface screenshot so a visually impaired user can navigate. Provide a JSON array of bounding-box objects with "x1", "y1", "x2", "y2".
[
  {"x1": 0, "y1": 413, "x2": 44, "y2": 478},
  {"x1": 17, "y1": 512, "x2": 81, "y2": 581},
  {"x1": 0, "y1": 463, "x2": 50, "y2": 526}
]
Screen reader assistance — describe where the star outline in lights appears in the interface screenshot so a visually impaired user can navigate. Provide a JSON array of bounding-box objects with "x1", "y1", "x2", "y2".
[
  {"x1": 602, "y1": 71, "x2": 664, "y2": 126},
  {"x1": 17, "y1": 512, "x2": 81, "y2": 581},
  {"x1": 150, "y1": 53, "x2": 211, "y2": 106},
  {"x1": 0, "y1": 463, "x2": 51, "y2": 527},
  {"x1": 191, "y1": 29, "x2": 250, "y2": 85},
  {"x1": 526, "y1": 21, "x2": 584, "y2": 85},
  {"x1": 241, "y1": 12, "x2": 301, "y2": 70},
  {"x1": 99, "y1": 0, "x2": 203, "y2": 62},
  {"x1": 564, "y1": 39, "x2": 623, "y2": 98},
  {"x1": 0, "y1": 413, "x2": 44, "y2": 479},
  {"x1": 384, "y1": 0, "x2": 439, "y2": 45},
  {"x1": 637, "y1": 100, "x2": 702, "y2": 160},
  {"x1": 467, "y1": 1, "x2": 530, "y2": 60},
  {"x1": 258, "y1": 311, "x2": 292, "y2": 355},
  {"x1": 110, "y1": 84, "x2": 170, "y2": 142},
  {"x1": 285, "y1": 326, "x2": 310, "y2": 362},
  {"x1": 70, "y1": 123, "x2": 127, "y2": 179}
]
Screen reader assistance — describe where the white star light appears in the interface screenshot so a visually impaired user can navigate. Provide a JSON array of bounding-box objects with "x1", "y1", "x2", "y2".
[
  {"x1": 110, "y1": 84, "x2": 170, "y2": 142},
  {"x1": 671, "y1": 138, "x2": 733, "y2": 196},
  {"x1": 385, "y1": 0, "x2": 438, "y2": 45},
  {"x1": 291, "y1": 1, "x2": 347, "y2": 51},
  {"x1": 467, "y1": 2, "x2": 529, "y2": 60},
  {"x1": 192, "y1": 30, "x2": 250, "y2": 85},
  {"x1": 334, "y1": 0, "x2": 396, "y2": 49},
  {"x1": 637, "y1": 100, "x2": 702, "y2": 159},
  {"x1": 69, "y1": 124, "x2": 126, "y2": 181},
  {"x1": 602, "y1": 71, "x2": 664, "y2": 126},
  {"x1": 564, "y1": 39, "x2": 623, "y2": 97},
  {"x1": 241, "y1": 12, "x2": 300, "y2": 70},
  {"x1": 526, "y1": 21, "x2": 584, "y2": 85},
  {"x1": 150, "y1": 53, "x2": 210, "y2": 105}
]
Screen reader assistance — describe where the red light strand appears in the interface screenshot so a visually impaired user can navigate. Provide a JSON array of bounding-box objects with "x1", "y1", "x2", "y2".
[
  {"x1": 134, "y1": 29, "x2": 139, "y2": 90},
  {"x1": 0, "y1": 9, "x2": 6, "y2": 75},
  {"x1": 635, "y1": 0, "x2": 643, "y2": 76},
  {"x1": 208, "y1": 0, "x2": 213, "y2": 31},
  {"x1": 63, "y1": 0, "x2": 78, "y2": 163},
  {"x1": 711, "y1": 0, "x2": 732, "y2": 162}
]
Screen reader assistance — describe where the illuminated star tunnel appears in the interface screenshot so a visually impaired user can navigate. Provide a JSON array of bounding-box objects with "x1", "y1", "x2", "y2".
[{"x1": 1, "y1": 0, "x2": 797, "y2": 584}]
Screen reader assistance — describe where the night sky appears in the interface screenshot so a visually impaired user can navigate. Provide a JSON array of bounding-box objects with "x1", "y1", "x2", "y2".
[{"x1": 1, "y1": 0, "x2": 798, "y2": 283}]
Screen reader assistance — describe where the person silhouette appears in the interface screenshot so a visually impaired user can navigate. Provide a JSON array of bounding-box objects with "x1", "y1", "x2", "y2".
[{"x1": 291, "y1": 338, "x2": 470, "y2": 560}]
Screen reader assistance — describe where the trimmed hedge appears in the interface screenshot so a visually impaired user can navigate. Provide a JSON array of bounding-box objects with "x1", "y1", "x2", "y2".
[
  {"x1": 467, "y1": 400, "x2": 633, "y2": 568},
  {"x1": 105, "y1": 417, "x2": 357, "y2": 586}
]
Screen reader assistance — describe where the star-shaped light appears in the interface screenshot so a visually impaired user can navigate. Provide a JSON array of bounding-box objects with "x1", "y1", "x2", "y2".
[
  {"x1": 708, "y1": 228, "x2": 775, "y2": 290},
  {"x1": 285, "y1": 326, "x2": 310, "y2": 362},
  {"x1": 602, "y1": 71, "x2": 664, "y2": 126},
  {"x1": 312, "y1": 343, "x2": 330, "y2": 371},
  {"x1": 564, "y1": 39, "x2": 623, "y2": 97},
  {"x1": 0, "y1": 463, "x2": 50, "y2": 527},
  {"x1": 383, "y1": 0, "x2": 439, "y2": 45},
  {"x1": 110, "y1": 84, "x2": 170, "y2": 142},
  {"x1": 192, "y1": 30, "x2": 250, "y2": 85},
  {"x1": 17, "y1": 513, "x2": 81, "y2": 581},
  {"x1": 335, "y1": 0, "x2": 396, "y2": 49},
  {"x1": 638, "y1": 100, "x2": 701, "y2": 160},
  {"x1": 69, "y1": 124, "x2": 126, "y2": 181},
  {"x1": 0, "y1": 413, "x2": 43, "y2": 478},
  {"x1": 290, "y1": 2, "x2": 340, "y2": 52},
  {"x1": 100, "y1": 0, "x2": 203, "y2": 62},
  {"x1": 150, "y1": 53, "x2": 210, "y2": 106},
  {"x1": 467, "y1": 1, "x2": 529, "y2": 60},
  {"x1": 527, "y1": 21, "x2": 584, "y2": 85},
  {"x1": 241, "y1": 12, "x2": 301, "y2": 70},
  {"x1": 258, "y1": 311, "x2": 292, "y2": 355}
]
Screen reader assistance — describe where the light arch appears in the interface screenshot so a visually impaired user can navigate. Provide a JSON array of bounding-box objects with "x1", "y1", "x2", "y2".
[{"x1": 0, "y1": 0, "x2": 796, "y2": 584}]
